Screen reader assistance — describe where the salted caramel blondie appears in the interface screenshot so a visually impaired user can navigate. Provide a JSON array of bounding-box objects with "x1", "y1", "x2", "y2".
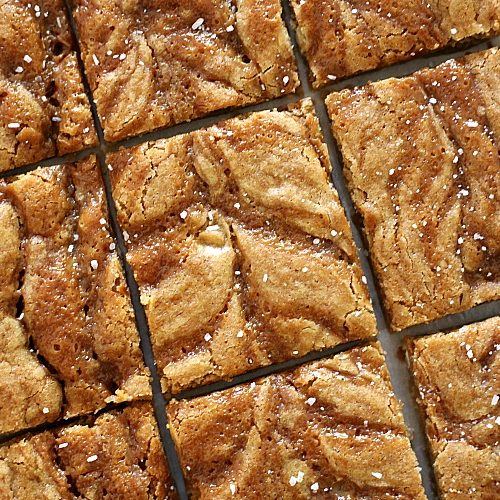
[
  {"x1": 0, "y1": 403, "x2": 176, "y2": 499},
  {"x1": 0, "y1": 0, "x2": 96, "y2": 172},
  {"x1": 109, "y1": 99, "x2": 375, "y2": 394},
  {"x1": 168, "y1": 343, "x2": 424, "y2": 499},
  {"x1": 290, "y1": 0, "x2": 500, "y2": 87},
  {"x1": 327, "y1": 48, "x2": 500, "y2": 331},
  {"x1": 407, "y1": 317, "x2": 499, "y2": 499},
  {"x1": 70, "y1": 0, "x2": 299, "y2": 142},
  {"x1": 0, "y1": 157, "x2": 149, "y2": 435}
]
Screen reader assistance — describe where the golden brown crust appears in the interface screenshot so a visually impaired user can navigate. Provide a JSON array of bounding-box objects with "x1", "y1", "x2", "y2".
[
  {"x1": 109, "y1": 100, "x2": 375, "y2": 394},
  {"x1": 0, "y1": 403, "x2": 176, "y2": 499},
  {"x1": 168, "y1": 343, "x2": 425, "y2": 499},
  {"x1": 407, "y1": 317, "x2": 500, "y2": 499},
  {"x1": 291, "y1": 0, "x2": 500, "y2": 87},
  {"x1": 0, "y1": 0, "x2": 97, "y2": 172},
  {"x1": 0, "y1": 157, "x2": 149, "y2": 435},
  {"x1": 327, "y1": 48, "x2": 500, "y2": 331},
  {"x1": 71, "y1": 0, "x2": 298, "y2": 142}
]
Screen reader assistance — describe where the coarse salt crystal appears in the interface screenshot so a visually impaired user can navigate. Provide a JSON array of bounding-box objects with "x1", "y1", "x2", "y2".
[
  {"x1": 283, "y1": 75, "x2": 289, "y2": 85},
  {"x1": 204, "y1": 333, "x2": 212, "y2": 342},
  {"x1": 465, "y1": 120, "x2": 478, "y2": 128},
  {"x1": 180, "y1": 210, "x2": 188, "y2": 219},
  {"x1": 7, "y1": 122, "x2": 20, "y2": 129},
  {"x1": 90, "y1": 260, "x2": 99, "y2": 270},
  {"x1": 305, "y1": 397, "x2": 316, "y2": 406},
  {"x1": 361, "y1": 276, "x2": 367, "y2": 285},
  {"x1": 226, "y1": 25, "x2": 234, "y2": 32},
  {"x1": 311, "y1": 482, "x2": 319, "y2": 492},
  {"x1": 327, "y1": 74, "x2": 337, "y2": 81},
  {"x1": 229, "y1": 483, "x2": 237, "y2": 495},
  {"x1": 58, "y1": 442, "x2": 68, "y2": 449},
  {"x1": 492, "y1": 395, "x2": 499, "y2": 406},
  {"x1": 15, "y1": 66, "x2": 23, "y2": 73},
  {"x1": 92, "y1": 54, "x2": 99, "y2": 65},
  {"x1": 263, "y1": 273, "x2": 268, "y2": 282},
  {"x1": 429, "y1": 97, "x2": 437, "y2": 105},
  {"x1": 192, "y1": 17, "x2": 204, "y2": 30},
  {"x1": 42, "y1": 407, "x2": 50, "y2": 414},
  {"x1": 302, "y1": 267, "x2": 309, "y2": 273},
  {"x1": 236, "y1": 330, "x2": 244, "y2": 338},
  {"x1": 371, "y1": 472, "x2": 383, "y2": 479},
  {"x1": 330, "y1": 229, "x2": 338, "y2": 237},
  {"x1": 87, "y1": 455, "x2": 98, "y2": 463},
  {"x1": 450, "y1": 28, "x2": 458, "y2": 35}
]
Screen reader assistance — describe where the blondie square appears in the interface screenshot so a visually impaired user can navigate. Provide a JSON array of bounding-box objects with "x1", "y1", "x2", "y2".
[
  {"x1": 109, "y1": 99, "x2": 376, "y2": 394},
  {"x1": 0, "y1": 157, "x2": 149, "y2": 435},
  {"x1": 0, "y1": 403, "x2": 176, "y2": 498},
  {"x1": 70, "y1": 0, "x2": 299, "y2": 142},
  {"x1": 168, "y1": 343, "x2": 425, "y2": 499},
  {"x1": 407, "y1": 317, "x2": 499, "y2": 499},
  {"x1": 0, "y1": 0, "x2": 97, "y2": 172},
  {"x1": 327, "y1": 48, "x2": 500, "y2": 331},
  {"x1": 290, "y1": 0, "x2": 500, "y2": 87}
]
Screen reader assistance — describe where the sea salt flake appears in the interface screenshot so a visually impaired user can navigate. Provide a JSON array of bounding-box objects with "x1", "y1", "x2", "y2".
[{"x1": 371, "y1": 472, "x2": 383, "y2": 479}]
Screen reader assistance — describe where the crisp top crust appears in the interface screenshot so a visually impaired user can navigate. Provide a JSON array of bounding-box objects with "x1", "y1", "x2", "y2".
[
  {"x1": 0, "y1": 403, "x2": 176, "y2": 499},
  {"x1": 0, "y1": 157, "x2": 149, "y2": 435},
  {"x1": 71, "y1": 0, "x2": 298, "y2": 142},
  {"x1": 327, "y1": 48, "x2": 500, "y2": 331},
  {"x1": 0, "y1": 0, "x2": 97, "y2": 172},
  {"x1": 168, "y1": 343, "x2": 425, "y2": 499},
  {"x1": 109, "y1": 100, "x2": 376, "y2": 394},
  {"x1": 290, "y1": 0, "x2": 500, "y2": 87},
  {"x1": 408, "y1": 317, "x2": 500, "y2": 498}
]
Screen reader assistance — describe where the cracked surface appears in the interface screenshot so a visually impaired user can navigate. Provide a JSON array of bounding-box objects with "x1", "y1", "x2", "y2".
[
  {"x1": 0, "y1": 0, "x2": 97, "y2": 172},
  {"x1": 109, "y1": 99, "x2": 376, "y2": 394},
  {"x1": 290, "y1": 0, "x2": 500, "y2": 87},
  {"x1": 0, "y1": 403, "x2": 176, "y2": 499},
  {"x1": 327, "y1": 48, "x2": 500, "y2": 331},
  {"x1": 0, "y1": 157, "x2": 149, "y2": 435},
  {"x1": 70, "y1": 0, "x2": 298, "y2": 142},
  {"x1": 407, "y1": 317, "x2": 500, "y2": 499},
  {"x1": 168, "y1": 343, "x2": 425, "y2": 499}
]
